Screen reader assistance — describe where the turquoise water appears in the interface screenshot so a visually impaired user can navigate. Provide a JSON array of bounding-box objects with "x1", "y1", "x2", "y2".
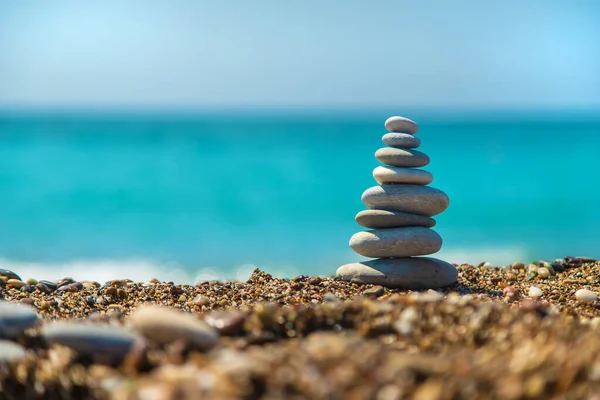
[{"x1": 1, "y1": 111, "x2": 599, "y2": 282}]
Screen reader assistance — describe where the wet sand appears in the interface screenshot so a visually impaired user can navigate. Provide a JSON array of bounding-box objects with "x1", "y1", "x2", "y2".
[{"x1": 2, "y1": 257, "x2": 600, "y2": 399}]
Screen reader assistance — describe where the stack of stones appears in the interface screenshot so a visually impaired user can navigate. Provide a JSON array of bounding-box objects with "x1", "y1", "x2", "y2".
[{"x1": 337, "y1": 116, "x2": 457, "y2": 289}]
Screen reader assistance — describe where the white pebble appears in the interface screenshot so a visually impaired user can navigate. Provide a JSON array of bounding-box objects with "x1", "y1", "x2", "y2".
[
  {"x1": 482, "y1": 262, "x2": 493, "y2": 268},
  {"x1": 529, "y1": 286, "x2": 543, "y2": 298},
  {"x1": 394, "y1": 306, "x2": 419, "y2": 335},
  {"x1": 399, "y1": 307, "x2": 419, "y2": 323},
  {"x1": 127, "y1": 305, "x2": 218, "y2": 350},
  {"x1": 411, "y1": 290, "x2": 444, "y2": 303},
  {"x1": 575, "y1": 288, "x2": 598, "y2": 303},
  {"x1": 537, "y1": 267, "x2": 550, "y2": 279}
]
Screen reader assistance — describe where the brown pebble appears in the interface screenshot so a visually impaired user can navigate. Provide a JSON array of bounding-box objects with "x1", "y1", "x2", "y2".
[
  {"x1": 308, "y1": 276, "x2": 322, "y2": 285},
  {"x1": 20, "y1": 298, "x2": 35, "y2": 306},
  {"x1": 82, "y1": 281, "x2": 96, "y2": 289},
  {"x1": 511, "y1": 261, "x2": 525, "y2": 270},
  {"x1": 362, "y1": 285, "x2": 385, "y2": 298},
  {"x1": 36, "y1": 282, "x2": 53, "y2": 294},
  {"x1": 7, "y1": 279, "x2": 26, "y2": 289},
  {"x1": 170, "y1": 286, "x2": 184, "y2": 297},
  {"x1": 56, "y1": 282, "x2": 83, "y2": 293},
  {"x1": 57, "y1": 278, "x2": 75, "y2": 288},
  {"x1": 106, "y1": 287, "x2": 118, "y2": 296},
  {"x1": 503, "y1": 286, "x2": 520, "y2": 302}
]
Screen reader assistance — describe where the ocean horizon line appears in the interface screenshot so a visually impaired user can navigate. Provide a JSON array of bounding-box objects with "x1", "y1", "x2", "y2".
[{"x1": 1, "y1": 105, "x2": 599, "y2": 123}]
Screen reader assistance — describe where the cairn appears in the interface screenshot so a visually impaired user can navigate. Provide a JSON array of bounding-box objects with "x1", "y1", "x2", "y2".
[{"x1": 336, "y1": 116, "x2": 457, "y2": 289}]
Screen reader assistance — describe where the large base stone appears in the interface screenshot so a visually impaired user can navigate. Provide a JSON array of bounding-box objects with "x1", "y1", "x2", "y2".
[{"x1": 336, "y1": 257, "x2": 457, "y2": 289}]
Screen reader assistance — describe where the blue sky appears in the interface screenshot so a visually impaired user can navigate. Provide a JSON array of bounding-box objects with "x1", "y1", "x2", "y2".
[{"x1": 0, "y1": 1, "x2": 598, "y2": 110}]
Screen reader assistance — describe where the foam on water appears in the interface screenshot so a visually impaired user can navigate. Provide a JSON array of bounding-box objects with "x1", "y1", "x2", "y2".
[
  {"x1": 0, "y1": 245, "x2": 527, "y2": 283},
  {"x1": 0, "y1": 258, "x2": 302, "y2": 284}
]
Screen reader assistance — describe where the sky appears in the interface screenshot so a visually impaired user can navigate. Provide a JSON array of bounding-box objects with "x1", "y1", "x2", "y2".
[{"x1": 0, "y1": 0, "x2": 599, "y2": 110}]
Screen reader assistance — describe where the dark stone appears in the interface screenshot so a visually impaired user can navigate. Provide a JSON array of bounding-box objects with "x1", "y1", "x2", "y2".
[
  {"x1": 39, "y1": 280, "x2": 58, "y2": 290},
  {"x1": 565, "y1": 256, "x2": 583, "y2": 268},
  {"x1": 308, "y1": 276, "x2": 322, "y2": 286},
  {"x1": 36, "y1": 283, "x2": 53, "y2": 294},
  {"x1": 169, "y1": 286, "x2": 184, "y2": 297},
  {"x1": 551, "y1": 262, "x2": 566, "y2": 272},
  {"x1": 56, "y1": 282, "x2": 83, "y2": 293},
  {"x1": 20, "y1": 285, "x2": 34, "y2": 293},
  {"x1": 0, "y1": 269, "x2": 21, "y2": 281},
  {"x1": 578, "y1": 257, "x2": 597, "y2": 263},
  {"x1": 57, "y1": 278, "x2": 75, "y2": 289}
]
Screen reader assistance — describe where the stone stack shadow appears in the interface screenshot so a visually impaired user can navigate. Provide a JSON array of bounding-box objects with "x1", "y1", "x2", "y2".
[{"x1": 336, "y1": 116, "x2": 458, "y2": 289}]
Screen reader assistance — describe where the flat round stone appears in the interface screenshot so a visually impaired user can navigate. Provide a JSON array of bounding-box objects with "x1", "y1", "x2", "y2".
[
  {"x1": 362, "y1": 185, "x2": 449, "y2": 216},
  {"x1": 350, "y1": 227, "x2": 442, "y2": 258},
  {"x1": 128, "y1": 305, "x2": 219, "y2": 350},
  {"x1": 384, "y1": 116, "x2": 419, "y2": 134},
  {"x1": 0, "y1": 302, "x2": 40, "y2": 338},
  {"x1": 375, "y1": 148, "x2": 430, "y2": 167},
  {"x1": 355, "y1": 210, "x2": 436, "y2": 229},
  {"x1": 42, "y1": 322, "x2": 142, "y2": 359},
  {"x1": 336, "y1": 257, "x2": 457, "y2": 289},
  {"x1": 382, "y1": 133, "x2": 421, "y2": 148},
  {"x1": 373, "y1": 166, "x2": 433, "y2": 185}
]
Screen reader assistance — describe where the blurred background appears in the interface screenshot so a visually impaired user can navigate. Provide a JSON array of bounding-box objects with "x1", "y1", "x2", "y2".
[{"x1": 0, "y1": 1, "x2": 599, "y2": 282}]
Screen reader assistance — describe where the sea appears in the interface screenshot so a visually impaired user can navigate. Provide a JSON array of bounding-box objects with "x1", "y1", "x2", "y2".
[{"x1": 1, "y1": 110, "x2": 599, "y2": 283}]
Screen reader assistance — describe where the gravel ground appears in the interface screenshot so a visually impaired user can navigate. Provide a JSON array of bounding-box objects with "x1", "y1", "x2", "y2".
[{"x1": 2, "y1": 257, "x2": 600, "y2": 399}]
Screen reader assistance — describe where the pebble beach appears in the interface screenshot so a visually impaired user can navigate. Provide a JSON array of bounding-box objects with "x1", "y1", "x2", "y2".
[{"x1": 0, "y1": 257, "x2": 600, "y2": 399}]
